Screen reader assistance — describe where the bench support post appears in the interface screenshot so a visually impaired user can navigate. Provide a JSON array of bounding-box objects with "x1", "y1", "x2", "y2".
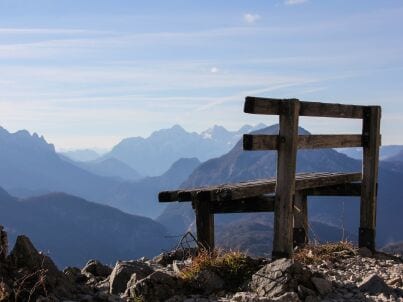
[
  {"x1": 293, "y1": 192, "x2": 308, "y2": 248},
  {"x1": 359, "y1": 106, "x2": 381, "y2": 251},
  {"x1": 195, "y1": 199, "x2": 214, "y2": 250},
  {"x1": 272, "y1": 100, "x2": 300, "y2": 259}
]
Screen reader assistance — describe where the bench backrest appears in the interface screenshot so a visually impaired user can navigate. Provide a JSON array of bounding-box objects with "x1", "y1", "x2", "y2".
[{"x1": 243, "y1": 97, "x2": 381, "y2": 256}]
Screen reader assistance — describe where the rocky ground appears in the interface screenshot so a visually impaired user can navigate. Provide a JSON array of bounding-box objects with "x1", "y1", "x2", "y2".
[{"x1": 0, "y1": 226, "x2": 402, "y2": 302}]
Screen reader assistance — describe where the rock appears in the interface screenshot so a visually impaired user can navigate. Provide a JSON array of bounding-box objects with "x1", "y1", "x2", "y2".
[
  {"x1": 0, "y1": 226, "x2": 7, "y2": 262},
  {"x1": 8, "y1": 235, "x2": 59, "y2": 275},
  {"x1": 192, "y1": 269, "x2": 225, "y2": 294},
  {"x1": 64, "y1": 266, "x2": 87, "y2": 283},
  {"x1": 153, "y1": 248, "x2": 198, "y2": 266},
  {"x1": 0, "y1": 281, "x2": 10, "y2": 302},
  {"x1": 271, "y1": 292, "x2": 300, "y2": 301},
  {"x1": 109, "y1": 260, "x2": 154, "y2": 295},
  {"x1": 231, "y1": 292, "x2": 272, "y2": 301},
  {"x1": 250, "y1": 259, "x2": 314, "y2": 298},
  {"x1": 297, "y1": 284, "x2": 316, "y2": 298},
  {"x1": 311, "y1": 277, "x2": 332, "y2": 295},
  {"x1": 130, "y1": 271, "x2": 183, "y2": 301},
  {"x1": 358, "y1": 247, "x2": 373, "y2": 258},
  {"x1": 359, "y1": 274, "x2": 391, "y2": 295},
  {"x1": 82, "y1": 259, "x2": 112, "y2": 278}
]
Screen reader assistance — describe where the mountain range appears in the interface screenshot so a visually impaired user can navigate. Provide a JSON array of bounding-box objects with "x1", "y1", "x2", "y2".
[
  {"x1": 338, "y1": 145, "x2": 403, "y2": 160},
  {"x1": 99, "y1": 123, "x2": 266, "y2": 176},
  {"x1": 0, "y1": 126, "x2": 198, "y2": 218},
  {"x1": 1, "y1": 124, "x2": 403, "y2": 265},
  {"x1": 0, "y1": 187, "x2": 173, "y2": 268}
]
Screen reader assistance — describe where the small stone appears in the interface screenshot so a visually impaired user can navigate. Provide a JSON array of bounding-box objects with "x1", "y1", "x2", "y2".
[
  {"x1": 311, "y1": 277, "x2": 332, "y2": 295},
  {"x1": 82, "y1": 259, "x2": 112, "y2": 278},
  {"x1": 271, "y1": 292, "x2": 300, "y2": 301},
  {"x1": 359, "y1": 274, "x2": 390, "y2": 295},
  {"x1": 109, "y1": 260, "x2": 154, "y2": 295},
  {"x1": 358, "y1": 247, "x2": 373, "y2": 258}
]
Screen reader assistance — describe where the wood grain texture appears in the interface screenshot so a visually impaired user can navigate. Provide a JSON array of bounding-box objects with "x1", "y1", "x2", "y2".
[
  {"x1": 272, "y1": 100, "x2": 300, "y2": 259},
  {"x1": 293, "y1": 192, "x2": 308, "y2": 247},
  {"x1": 243, "y1": 134, "x2": 363, "y2": 151},
  {"x1": 211, "y1": 195, "x2": 275, "y2": 213},
  {"x1": 195, "y1": 199, "x2": 214, "y2": 250},
  {"x1": 359, "y1": 106, "x2": 381, "y2": 251},
  {"x1": 244, "y1": 96, "x2": 365, "y2": 119},
  {"x1": 159, "y1": 172, "x2": 362, "y2": 203}
]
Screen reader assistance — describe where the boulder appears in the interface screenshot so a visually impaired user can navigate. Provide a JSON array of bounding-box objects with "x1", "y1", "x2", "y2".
[
  {"x1": 64, "y1": 266, "x2": 88, "y2": 284},
  {"x1": 311, "y1": 277, "x2": 332, "y2": 295},
  {"x1": 250, "y1": 259, "x2": 314, "y2": 299},
  {"x1": 192, "y1": 269, "x2": 225, "y2": 294},
  {"x1": 129, "y1": 271, "x2": 183, "y2": 302},
  {"x1": 109, "y1": 260, "x2": 154, "y2": 295},
  {"x1": 82, "y1": 259, "x2": 112, "y2": 278},
  {"x1": 359, "y1": 274, "x2": 391, "y2": 295},
  {"x1": 8, "y1": 235, "x2": 59, "y2": 274}
]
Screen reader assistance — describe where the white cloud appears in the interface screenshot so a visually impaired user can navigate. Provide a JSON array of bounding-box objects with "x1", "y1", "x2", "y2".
[
  {"x1": 244, "y1": 13, "x2": 261, "y2": 24},
  {"x1": 284, "y1": 0, "x2": 308, "y2": 5},
  {"x1": 210, "y1": 67, "x2": 219, "y2": 73}
]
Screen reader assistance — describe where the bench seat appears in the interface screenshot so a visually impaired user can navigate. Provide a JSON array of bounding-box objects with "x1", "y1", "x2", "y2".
[{"x1": 159, "y1": 171, "x2": 362, "y2": 203}]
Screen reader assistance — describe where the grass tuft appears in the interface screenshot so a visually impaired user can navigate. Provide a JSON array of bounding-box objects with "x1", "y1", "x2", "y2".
[
  {"x1": 294, "y1": 240, "x2": 355, "y2": 264},
  {"x1": 180, "y1": 248, "x2": 262, "y2": 291}
]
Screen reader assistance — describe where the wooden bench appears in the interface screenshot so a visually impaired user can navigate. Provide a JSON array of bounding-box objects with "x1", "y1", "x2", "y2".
[{"x1": 159, "y1": 97, "x2": 381, "y2": 259}]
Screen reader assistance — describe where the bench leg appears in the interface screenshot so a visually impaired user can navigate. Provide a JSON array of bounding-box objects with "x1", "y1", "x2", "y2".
[
  {"x1": 359, "y1": 106, "x2": 380, "y2": 252},
  {"x1": 293, "y1": 192, "x2": 308, "y2": 248},
  {"x1": 272, "y1": 100, "x2": 300, "y2": 259},
  {"x1": 195, "y1": 200, "x2": 214, "y2": 250}
]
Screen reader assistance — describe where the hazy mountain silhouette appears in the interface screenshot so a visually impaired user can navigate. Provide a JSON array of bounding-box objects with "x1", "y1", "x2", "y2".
[
  {"x1": 0, "y1": 126, "x2": 199, "y2": 218},
  {"x1": 0, "y1": 187, "x2": 173, "y2": 268},
  {"x1": 64, "y1": 156, "x2": 143, "y2": 182},
  {"x1": 60, "y1": 149, "x2": 101, "y2": 162},
  {"x1": 102, "y1": 124, "x2": 266, "y2": 176},
  {"x1": 338, "y1": 145, "x2": 403, "y2": 160},
  {"x1": 384, "y1": 149, "x2": 403, "y2": 162},
  {"x1": 158, "y1": 125, "x2": 403, "y2": 249}
]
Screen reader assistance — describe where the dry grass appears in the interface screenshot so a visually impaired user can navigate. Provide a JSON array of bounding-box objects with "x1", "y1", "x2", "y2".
[
  {"x1": 180, "y1": 248, "x2": 262, "y2": 290},
  {"x1": 294, "y1": 240, "x2": 355, "y2": 264}
]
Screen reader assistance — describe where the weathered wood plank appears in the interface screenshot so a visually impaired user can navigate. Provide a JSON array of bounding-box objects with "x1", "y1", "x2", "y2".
[
  {"x1": 293, "y1": 192, "x2": 308, "y2": 247},
  {"x1": 195, "y1": 199, "x2": 214, "y2": 250},
  {"x1": 159, "y1": 172, "x2": 362, "y2": 203},
  {"x1": 158, "y1": 191, "x2": 178, "y2": 202},
  {"x1": 244, "y1": 96, "x2": 365, "y2": 119},
  {"x1": 360, "y1": 106, "x2": 381, "y2": 251},
  {"x1": 243, "y1": 134, "x2": 363, "y2": 151},
  {"x1": 272, "y1": 100, "x2": 300, "y2": 259},
  {"x1": 303, "y1": 183, "x2": 361, "y2": 196},
  {"x1": 211, "y1": 195, "x2": 275, "y2": 213}
]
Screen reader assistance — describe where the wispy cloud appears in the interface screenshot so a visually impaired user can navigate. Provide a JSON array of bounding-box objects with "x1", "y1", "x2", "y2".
[
  {"x1": 284, "y1": 0, "x2": 308, "y2": 5},
  {"x1": 244, "y1": 13, "x2": 261, "y2": 24},
  {"x1": 0, "y1": 28, "x2": 110, "y2": 35}
]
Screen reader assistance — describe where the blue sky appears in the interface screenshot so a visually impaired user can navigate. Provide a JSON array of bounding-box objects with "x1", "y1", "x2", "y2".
[{"x1": 0, "y1": 0, "x2": 402, "y2": 149}]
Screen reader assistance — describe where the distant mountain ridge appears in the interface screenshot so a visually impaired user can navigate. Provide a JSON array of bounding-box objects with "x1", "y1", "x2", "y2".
[
  {"x1": 0, "y1": 126, "x2": 199, "y2": 218},
  {"x1": 338, "y1": 145, "x2": 403, "y2": 160},
  {"x1": 102, "y1": 123, "x2": 266, "y2": 176},
  {"x1": 60, "y1": 149, "x2": 101, "y2": 162},
  {"x1": 0, "y1": 187, "x2": 173, "y2": 268}
]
